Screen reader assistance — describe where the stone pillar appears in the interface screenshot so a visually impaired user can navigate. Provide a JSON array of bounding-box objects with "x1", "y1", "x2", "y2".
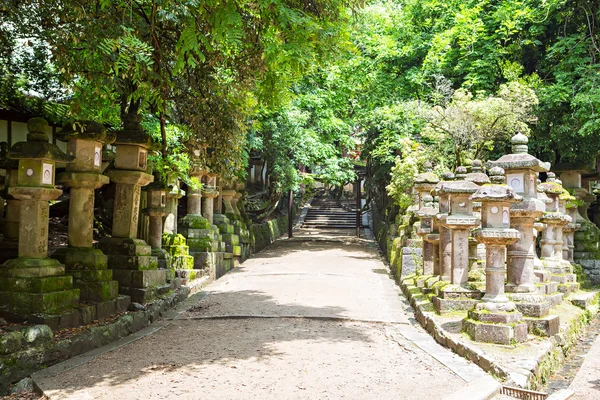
[
  {"x1": 539, "y1": 173, "x2": 571, "y2": 271},
  {"x1": 438, "y1": 173, "x2": 480, "y2": 286},
  {"x1": 187, "y1": 168, "x2": 207, "y2": 216},
  {"x1": 221, "y1": 184, "x2": 236, "y2": 215},
  {"x1": 0, "y1": 118, "x2": 80, "y2": 318},
  {"x1": 434, "y1": 172, "x2": 455, "y2": 281},
  {"x1": 466, "y1": 160, "x2": 490, "y2": 273},
  {"x1": 416, "y1": 195, "x2": 437, "y2": 275},
  {"x1": 164, "y1": 175, "x2": 184, "y2": 234},
  {"x1": 214, "y1": 176, "x2": 223, "y2": 214},
  {"x1": 145, "y1": 183, "x2": 168, "y2": 249},
  {"x1": 488, "y1": 133, "x2": 548, "y2": 294},
  {"x1": 535, "y1": 177, "x2": 552, "y2": 270},
  {"x1": 98, "y1": 116, "x2": 167, "y2": 304},
  {"x1": 55, "y1": 122, "x2": 121, "y2": 304},
  {"x1": 464, "y1": 167, "x2": 527, "y2": 345},
  {"x1": 202, "y1": 173, "x2": 219, "y2": 225}
]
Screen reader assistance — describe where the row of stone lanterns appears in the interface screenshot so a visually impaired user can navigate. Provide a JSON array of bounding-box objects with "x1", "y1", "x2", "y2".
[
  {"x1": 412, "y1": 133, "x2": 585, "y2": 344},
  {"x1": 0, "y1": 117, "x2": 252, "y2": 328}
]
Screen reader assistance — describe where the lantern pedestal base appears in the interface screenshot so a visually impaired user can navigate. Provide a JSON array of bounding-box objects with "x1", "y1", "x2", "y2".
[
  {"x1": 99, "y1": 237, "x2": 167, "y2": 304},
  {"x1": 53, "y1": 247, "x2": 120, "y2": 303},
  {"x1": 463, "y1": 309, "x2": 528, "y2": 345},
  {"x1": 0, "y1": 257, "x2": 80, "y2": 316}
]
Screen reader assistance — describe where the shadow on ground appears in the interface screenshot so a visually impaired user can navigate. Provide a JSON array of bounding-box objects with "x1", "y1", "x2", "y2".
[{"x1": 38, "y1": 289, "x2": 375, "y2": 397}]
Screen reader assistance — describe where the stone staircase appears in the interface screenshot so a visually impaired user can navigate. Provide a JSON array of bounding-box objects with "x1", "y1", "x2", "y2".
[{"x1": 302, "y1": 197, "x2": 358, "y2": 229}]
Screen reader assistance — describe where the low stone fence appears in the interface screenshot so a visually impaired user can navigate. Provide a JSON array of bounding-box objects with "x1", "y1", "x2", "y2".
[{"x1": 252, "y1": 215, "x2": 289, "y2": 253}]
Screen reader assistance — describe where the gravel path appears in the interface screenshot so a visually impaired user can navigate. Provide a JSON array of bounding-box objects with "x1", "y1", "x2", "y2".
[{"x1": 34, "y1": 231, "x2": 485, "y2": 400}]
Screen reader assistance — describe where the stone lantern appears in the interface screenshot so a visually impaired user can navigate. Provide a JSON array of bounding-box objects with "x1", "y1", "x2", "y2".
[
  {"x1": 416, "y1": 195, "x2": 438, "y2": 276},
  {"x1": 534, "y1": 177, "x2": 552, "y2": 271},
  {"x1": 229, "y1": 182, "x2": 245, "y2": 216},
  {"x1": 437, "y1": 172, "x2": 480, "y2": 286},
  {"x1": 202, "y1": 173, "x2": 219, "y2": 224},
  {"x1": 538, "y1": 173, "x2": 571, "y2": 271},
  {"x1": 414, "y1": 162, "x2": 439, "y2": 208},
  {"x1": 563, "y1": 189, "x2": 580, "y2": 264},
  {"x1": 488, "y1": 133, "x2": 549, "y2": 294},
  {"x1": 0, "y1": 118, "x2": 80, "y2": 317},
  {"x1": 144, "y1": 181, "x2": 168, "y2": 250},
  {"x1": 555, "y1": 165, "x2": 591, "y2": 224},
  {"x1": 164, "y1": 173, "x2": 185, "y2": 234},
  {"x1": 463, "y1": 167, "x2": 527, "y2": 345},
  {"x1": 414, "y1": 163, "x2": 439, "y2": 278},
  {"x1": 98, "y1": 114, "x2": 166, "y2": 304},
  {"x1": 432, "y1": 173, "x2": 482, "y2": 314},
  {"x1": 434, "y1": 172, "x2": 455, "y2": 281},
  {"x1": 55, "y1": 121, "x2": 120, "y2": 303},
  {"x1": 221, "y1": 182, "x2": 237, "y2": 215},
  {"x1": 187, "y1": 164, "x2": 208, "y2": 216}
]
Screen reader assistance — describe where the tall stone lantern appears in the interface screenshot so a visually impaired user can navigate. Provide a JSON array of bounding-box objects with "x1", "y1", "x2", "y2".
[
  {"x1": 416, "y1": 195, "x2": 438, "y2": 276},
  {"x1": 415, "y1": 163, "x2": 439, "y2": 277},
  {"x1": 55, "y1": 121, "x2": 120, "y2": 303},
  {"x1": 0, "y1": 118, "x2": 80, "y2": 317},
  {"x1": 221, "y1": 182, "x2": 237, "y2": 215},
  {"x1": 538, "y1": 173, "x2": 571, "y2": 271},
  {"x1": 98, "y1": 114, "x2": 166, "y2": 303},
  {"x1": 164, "y1": 173, "x2": 185, "y2": 234},
  {"x1": 488, "y1": 133, "x2": 549, "y2": 293},
  {"x1": 202, "y1": 172, "x2": 219, "y2": 225},
  {"x1": 434, "y1": 172, "x2": 455, "y2": 281},
  {"x1": 463, "y1": 167, "x2": 528, "y2": 345},
  {"x1": 187, "y1": 165, "x2": 208, "y2": 216},
  {"x1": 437, "y1": 174, "x2": 480, "y2": 286}
]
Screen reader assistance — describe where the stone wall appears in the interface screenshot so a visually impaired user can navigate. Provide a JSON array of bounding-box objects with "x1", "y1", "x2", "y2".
[
  {"x1": 371, "y1": 203, "x2": 422, "y2": 283},
  {"x1": 252, "y1": 215, "x2": 289, "y2": 253}
]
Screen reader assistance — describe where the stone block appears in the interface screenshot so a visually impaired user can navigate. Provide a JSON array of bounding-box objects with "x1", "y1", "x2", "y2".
[
  {"x1": 524, "y1": 315, "x2": 560, "y2": 337},
  {"x1": 96, "y1": 300, "x2": 117, "y2": 320},
  {"x1": 59, "y1": 309, "x2": 81, "y2": 329},
  {"x1": 99, "y1": 237, "x2": 152, "y2": 256},
  {"x1": 534, "y1": 269, "x2": 550, "y2": 282},
  {"x1": 118, "y1": 286, "x2": 158, "y2": 304},
  {"x1": 551, "y1": 274, "x2": 567, "y2": 284},
  {"x1": 79, "y1": 304, "x2": 97, "y2": 325},
  {"x1": 0, "y1": 289, "x2": 80, "y2": 315},
  {"x1": 107, "y1": 255, "x2": 158, "y2": 270},
  {"x1": 514, "y1": 301, "x2": 550, "y2": 318},
  {"x1": 180, "y1": 214, "x2": 210, "y2": 229},
  {"x1": 0, "y1": 275, "x2": 74, "y2": 293},
  {"x1": 232, "y1": 245, "x2": 242, "y2": 257},
  {"x1": 68, "y1": 269, "x2": 113, "y2": 282},
  {"x1": 432, "y1": 297, "x2": 478, "y2": 314},
  {"x1": 570, "y1": 292, "x2": 598, "y2": 310},
  {"x1": 218, "y1": 224, "x2": 234, "y2": 234},
  {"x1": 222, "y1": 233, "x2": 240, "y2": 245},
  {"x1": 547, "y1": 293, "x2": 564, "y2": 307},
  {"x1": 74, "y1": 280, "x2": 119, "y2": 302},
  {"x1": 0, "y1": 257, "x2": 66, "y2": 278},
  {"x1": 468, "y1": 309, "x2": 523, "y2": 324},
  {"x1": 463, "y1": 319, "x2": 528, "y2": 345}
]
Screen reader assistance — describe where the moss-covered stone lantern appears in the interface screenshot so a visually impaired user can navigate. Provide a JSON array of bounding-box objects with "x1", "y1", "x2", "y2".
[
  {"x1": 54, "y1": 121, "x2": 120, "y2": 304},
  {"x1": 202, "y1": 172, "x2": 219, "y2": 225},
  {"x1": 98, "y1": 114, "x2": 166, "y2": 304},
  {"x1": 0, "y1": 117, "x2": 80, "y2": 317},
  {"x1": 463, "y1": 167, "x2": 527, "y2": 345}
]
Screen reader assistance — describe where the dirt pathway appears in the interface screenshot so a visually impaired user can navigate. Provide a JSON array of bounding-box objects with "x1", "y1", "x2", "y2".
[{"x1": 33, "y1": 230, "x2": 486, "y2": 399}]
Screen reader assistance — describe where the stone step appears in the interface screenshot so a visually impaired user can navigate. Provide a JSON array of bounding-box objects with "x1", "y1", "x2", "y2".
[{"x1": 570, "y1": 291, "x2": 599, "y2": 310}]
